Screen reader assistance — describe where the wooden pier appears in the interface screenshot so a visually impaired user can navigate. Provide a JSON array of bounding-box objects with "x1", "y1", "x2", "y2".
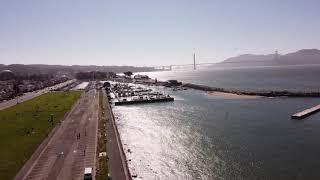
[{"x1": 292, "y1": 104, "x2": 320, "y2": 119}]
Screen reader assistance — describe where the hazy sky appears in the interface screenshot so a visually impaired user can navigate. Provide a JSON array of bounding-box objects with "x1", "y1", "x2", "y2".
[{"x1": 0, "y1": 0, "x2": 319, "y2": 66}]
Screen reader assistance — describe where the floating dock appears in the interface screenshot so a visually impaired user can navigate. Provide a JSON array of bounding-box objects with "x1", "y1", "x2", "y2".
[
  {"x1": 292, "y1": 104, "x2": 320, "y2": 119},
  {"x1": 115, "y1": 97, "x2": 174, "y2": 106}
]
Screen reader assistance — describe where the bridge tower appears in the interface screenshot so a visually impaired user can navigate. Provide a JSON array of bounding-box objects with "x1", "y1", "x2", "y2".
[{"x1": 274, "y1": 50, "x2": 279, "y2": 62}]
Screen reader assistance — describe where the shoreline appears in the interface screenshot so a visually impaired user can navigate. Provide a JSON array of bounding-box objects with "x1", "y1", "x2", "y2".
[
  {"x1": 113, "y1": 76, "x2": 320, "y2": 98},
  {"x1": 208, "y1": 91, "x2": 261, "y2": 99},
  {"x1": 102, "y1": 88, "x2": 131, "y2": 180}
]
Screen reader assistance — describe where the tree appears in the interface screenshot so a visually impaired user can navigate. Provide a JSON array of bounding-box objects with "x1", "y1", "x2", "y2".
[
  {"x1": 123, "y1": 71, "x2": 133, "y2": 77},
  {"x1": 108, "y1": 72, "x2": 116, "y2": 78}
]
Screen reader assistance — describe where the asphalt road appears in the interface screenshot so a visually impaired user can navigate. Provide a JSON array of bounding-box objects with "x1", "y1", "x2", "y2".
[
  {"x1": 16, "y1": 89, "x2": 99, "y2": 180},
  {"x1": 0, "y1": 79, "x2": 76, "y2": 111}
]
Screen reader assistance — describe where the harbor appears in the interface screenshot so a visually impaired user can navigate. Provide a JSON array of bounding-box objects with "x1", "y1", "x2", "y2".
[
  {"x1": 112, "y1": 80, "x2": 320, "y2": 179},
  {"x1": 107, "y1": 73, "x2": 320, "y2": 98},
  {"x1": 104, "y1": 81, "x2": 174, "y2": 106}
]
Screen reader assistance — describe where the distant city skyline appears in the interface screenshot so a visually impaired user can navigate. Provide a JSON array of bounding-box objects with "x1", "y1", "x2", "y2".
[{"x1": 0, "y1": 0, "x2": 319, "y2": 66}]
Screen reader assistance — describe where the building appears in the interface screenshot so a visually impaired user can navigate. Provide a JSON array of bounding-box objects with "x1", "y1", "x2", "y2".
[
  {"x1": 0, "y1": 70, "x2": 15, "y2": 81},
  {"x1": 134, "y1": 74, "x2": 149, "y2": 79}
]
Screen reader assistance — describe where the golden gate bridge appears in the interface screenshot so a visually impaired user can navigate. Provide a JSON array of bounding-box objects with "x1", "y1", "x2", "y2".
[{"x1": 154, "y1": 53, "x2": 218, "y2": 71}]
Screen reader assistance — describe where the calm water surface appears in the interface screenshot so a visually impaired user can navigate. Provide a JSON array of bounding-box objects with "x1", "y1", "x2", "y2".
[
  {"x1": 113, "y1": 65, "x2": 320, "y2": 179},
  {"x1": 144, "y1": 65, "x2": 320, "y2": 91}
]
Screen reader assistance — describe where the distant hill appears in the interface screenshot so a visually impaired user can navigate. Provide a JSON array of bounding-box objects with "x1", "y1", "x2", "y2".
[
  {"x1": 218, "y1": 49, "x2": 320, "y2": 66},
  {"x1": 0, "y1": 64, "x2": 157, "y2": 76}
]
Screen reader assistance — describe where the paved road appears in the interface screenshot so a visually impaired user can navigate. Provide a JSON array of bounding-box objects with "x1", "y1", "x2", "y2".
[
  {"x1": 16, "y1": 89, "x2": 99, "y2": 180},
  {"x1": 102, "y1": 89, "x2": 131, "y2": 180},
  {"x1": 0, "y1": 79, "x2": 76, "y2": 111}
]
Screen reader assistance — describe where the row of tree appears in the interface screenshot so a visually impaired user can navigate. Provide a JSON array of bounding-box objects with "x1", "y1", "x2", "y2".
[
  {"x1": 0, "y1": 71, "x2": 55, "y2": 81},
  {"x1": 0, "y1": 64, "x2": 157, "y2": 75},
  {"x1": 75, "y1": 71, "x2": 116, "y2": 80}
]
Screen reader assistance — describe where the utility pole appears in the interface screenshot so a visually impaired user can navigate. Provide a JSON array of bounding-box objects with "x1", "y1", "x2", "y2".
[{"x1": 193, "y1": 53, "x2": 196, "y2": 70}]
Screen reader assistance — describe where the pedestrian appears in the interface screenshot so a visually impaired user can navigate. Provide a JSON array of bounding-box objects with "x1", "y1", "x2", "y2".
[{"x1": 83, "y1": 149, "x2": 86, "y2": 156}]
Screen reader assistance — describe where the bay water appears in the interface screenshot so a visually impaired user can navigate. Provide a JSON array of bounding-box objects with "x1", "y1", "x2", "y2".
[{"x1": 113, "y1": 65, "x2": 320, "y2": 179}]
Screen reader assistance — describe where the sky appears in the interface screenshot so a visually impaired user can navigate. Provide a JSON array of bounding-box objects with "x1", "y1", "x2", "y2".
[{"x1": 0, "y1": 0, "x2": 319, "y2": 66}]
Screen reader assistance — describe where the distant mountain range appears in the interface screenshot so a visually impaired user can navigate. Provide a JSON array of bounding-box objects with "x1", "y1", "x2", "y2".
[
  {"x1": 218, "y1": 49, "x2": 320, "y2": 66},
  {"x1": 0, "y1": 64, "x2": 157, "y2": 75}
]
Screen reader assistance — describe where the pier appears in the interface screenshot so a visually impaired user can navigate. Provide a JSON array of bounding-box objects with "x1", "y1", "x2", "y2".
[
  {"x1": 292, "y1": 104, "x2": 320, "y2": 119},
  {"x1": 115, "y1": 97, "x2": 174, "y2": 106}
]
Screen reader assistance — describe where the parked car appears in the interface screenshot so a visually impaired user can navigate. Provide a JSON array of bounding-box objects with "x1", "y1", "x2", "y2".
[{"x1": 84, "y1": 167, "x2": 92, "y2": 180}]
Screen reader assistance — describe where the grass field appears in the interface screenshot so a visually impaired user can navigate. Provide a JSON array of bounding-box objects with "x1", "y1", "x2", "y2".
[{"x1": 0, "y1": 91, "x2": 82, "y2": 179}]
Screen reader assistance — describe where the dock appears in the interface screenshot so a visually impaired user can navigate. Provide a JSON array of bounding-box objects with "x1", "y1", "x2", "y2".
[
  {"x1": 292, "y1": 104, "x2": 320, "y2": 119},
  {"x1": 115, "y1": 97, "x2": 174, "y2": 106}
]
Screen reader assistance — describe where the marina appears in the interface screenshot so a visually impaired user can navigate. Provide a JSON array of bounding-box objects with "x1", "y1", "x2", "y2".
[{"x1": 105, "y1": 81, "x2": 174, "y2": 106}]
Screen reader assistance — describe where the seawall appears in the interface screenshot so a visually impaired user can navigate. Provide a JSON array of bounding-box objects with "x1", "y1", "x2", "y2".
[{"x1": 102, "y1": 88, "x2": 131, "y2": 180}]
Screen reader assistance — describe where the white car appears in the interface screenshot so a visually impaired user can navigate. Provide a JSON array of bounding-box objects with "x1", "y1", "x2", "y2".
[{"x1": 84, "y1": 167, "x2": 92, "y2": 180}]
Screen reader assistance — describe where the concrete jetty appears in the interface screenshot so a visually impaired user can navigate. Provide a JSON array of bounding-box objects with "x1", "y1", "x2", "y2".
[
  {"x1": 115, "y1": 97, "x2": 174, "y2": 106},
  {"x1": 292, "y1": 104, "x2": 320, "y2": 119}
]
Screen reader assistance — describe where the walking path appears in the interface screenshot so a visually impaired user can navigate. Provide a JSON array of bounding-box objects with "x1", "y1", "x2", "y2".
[{"x1": 102, "y1": 89, "x2": 131, "y2": 180}]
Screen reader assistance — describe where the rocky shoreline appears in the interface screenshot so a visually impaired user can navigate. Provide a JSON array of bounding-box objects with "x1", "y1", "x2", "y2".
[{"x1": 182, "y1": 83, "x2": 320, "y2": 98}]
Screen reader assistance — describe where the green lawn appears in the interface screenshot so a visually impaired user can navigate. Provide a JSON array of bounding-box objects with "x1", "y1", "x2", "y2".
[{"x1": 0, "y1": 91, "x2": 82, "y2": 179}]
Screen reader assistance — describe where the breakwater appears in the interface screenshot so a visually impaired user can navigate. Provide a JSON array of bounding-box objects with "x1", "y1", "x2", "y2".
[
  {"x1": 115, "y1": 97, "x2": 174, "y2": 106},
  {"x1": 182, "y1": 83, "x2": 320, "y2": 97}
]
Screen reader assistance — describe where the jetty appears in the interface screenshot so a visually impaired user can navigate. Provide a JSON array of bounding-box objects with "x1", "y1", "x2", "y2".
[
  {"x1": 292, "y1": 104, "x2": 320, "y2": 119},
  {"x1": 182, "y1": 83, "x2": 320, "y2": 98},
  {"x1": 115, "y1": 96, "x2": 174, "y2": 106}
]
